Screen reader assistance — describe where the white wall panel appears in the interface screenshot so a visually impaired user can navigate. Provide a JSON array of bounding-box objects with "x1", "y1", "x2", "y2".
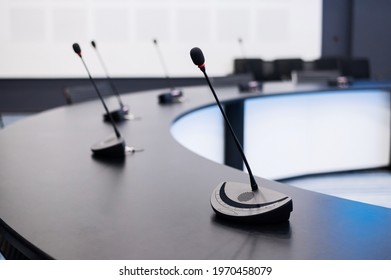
[{"x1": 0, "y1": 0, "x2": 322, "y2": 77}]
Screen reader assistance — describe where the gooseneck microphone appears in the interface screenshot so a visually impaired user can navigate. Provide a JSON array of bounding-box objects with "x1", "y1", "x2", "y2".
[
  {"x1": 153, "y1": 38, "x2": 183, "y2": 104},
  {"x1": 190, "y1": 47, "x2": 292, "y2": 224},
  {"x1": 153, "y1": 38, "x2": 173, "y2": 89},
  {"x1": 72, "y1": 43, "x2": 126, "y2": 158},
  {"x1": 90, "y1": 40, "x2": 133, "y2": 122},
  {"x1": 238, "y1": 37, "x2": 253, "y2": 75},
  {"x1": 237, "y1": 37, "x2": 261, "y2": 93},
  {"x1": 191, "y1": 47, "x2": 257, "y2": 190}
]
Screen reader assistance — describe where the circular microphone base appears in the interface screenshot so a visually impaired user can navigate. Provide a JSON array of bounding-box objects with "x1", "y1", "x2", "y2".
[
  {"x1": 91, "y1": 135, "x2": 126, "y2": 158},
  {"x1": 103, "y1": 106, "x2": 129, "y2": 123},
  {"x1": 238, "y1": 81, "x2": 262, "y2": 93},
  {"x1": 158, "y1": 89, "x2": 184, "y2": 104},
  {"x1": 211, "y1": 182, "x2": 293, "y2": 224}
]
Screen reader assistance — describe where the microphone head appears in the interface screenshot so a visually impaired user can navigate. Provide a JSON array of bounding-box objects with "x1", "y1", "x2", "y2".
[
  {"x1": 153, "y1": 38, "x2": 158, "y2": 45},
  {"x1": 91, "y1": 40, "x2": 97, "y2": 49},
  {"x1": 190, "y1": 47, "x2": 205, "y2": 68},
  {"x1": 72, "y1": 43, "x2": 82, "y2": 57},
  {"x1": 238, "y1": 37, "x2": 242, "y2": 43}
]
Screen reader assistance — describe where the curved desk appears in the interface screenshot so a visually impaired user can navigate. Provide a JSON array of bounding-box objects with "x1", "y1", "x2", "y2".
[{"x1": 1, "y1": 82, "x2": 391, "y2": 260}]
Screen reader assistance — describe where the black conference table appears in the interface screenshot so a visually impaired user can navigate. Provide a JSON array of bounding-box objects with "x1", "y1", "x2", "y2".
[{"x1": 1, "y1": 81, "x2": 391, "y2": 260}]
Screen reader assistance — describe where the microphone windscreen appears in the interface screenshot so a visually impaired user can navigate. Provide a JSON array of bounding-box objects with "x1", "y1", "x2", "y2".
[
  {"x1": 91, "y1": 40, "x2": 97, "y2": 48},
  {"x1": 72, "y1": 43, "x2": 81, "y2": 55},
  {"x1": 153, "y1": 38, "x2": 157, "y2": 45},
  {"x1": 190, "y1": 47, "x2": 205, "y2": 66}
]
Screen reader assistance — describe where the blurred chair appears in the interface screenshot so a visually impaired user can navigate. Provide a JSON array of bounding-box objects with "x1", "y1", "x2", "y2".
[
  {"x1": 314, "y1": 57, "x2": 370, "y2": 80},
  {"x1": 63, "y1": 81, "x2": 113, "y2": 105},
  {"x1": 272, "y1": 58, "x2": 304, "y2": 80},
  {"x1": 313, "y1": 56, "x2": 344, "y2": 71},
  {"x1": 291, "y1": 70, "x2": 341, "y2": 84},
  {"x1": 343, "y1": 58, "x2": 370, "y2": 79},
  {"x1": 233, "y1": 58, "x2": 265, "y2": 81},
  {"x1": 210, "y1": 73, "x2": 254, "y2": 87}
]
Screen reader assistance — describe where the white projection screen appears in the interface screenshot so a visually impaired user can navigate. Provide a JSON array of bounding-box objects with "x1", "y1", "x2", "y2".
[{"x1": 0, "y1": 0, "x2": 322, "y2": 78}]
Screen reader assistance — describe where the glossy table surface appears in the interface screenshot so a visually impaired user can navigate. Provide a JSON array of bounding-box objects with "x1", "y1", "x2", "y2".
[{"x1": 1, "y1": 82, "x2": 391, "y2": 260}]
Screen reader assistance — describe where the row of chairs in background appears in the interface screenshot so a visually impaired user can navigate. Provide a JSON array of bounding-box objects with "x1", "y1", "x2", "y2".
[
  {"x1": 62, "y1": 56, "x2": 370, "y2": 105},
  {"x1": 233, "y1": 56, "x2": 371, "y2": 82}
]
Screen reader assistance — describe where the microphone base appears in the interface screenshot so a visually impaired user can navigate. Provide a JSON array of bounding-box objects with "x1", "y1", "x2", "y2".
[
  {"x1": 158, "y1": 89, "x2": 184, "y2": 104},
  {"x1": 103, "y1": 106, "x2": 130, "y2": 123},
  {"x1": 91, "y1": 134, "x2": 126, "y2": 158},
  {"x1": 238, "y1": 81, "x2": 262, "y2": 93},
  {"x1": 327, "y1": 76, "x2": 352, "y2": 88},
  {"x1": 211, "y1": 181, "x2": 293, "y2": 224}
]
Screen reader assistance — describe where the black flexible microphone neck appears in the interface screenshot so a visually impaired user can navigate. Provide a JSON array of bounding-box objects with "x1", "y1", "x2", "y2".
[
  {"x1": 72, "y1": 43, "x2": 121, "y2": 139},
  {"x1": 153, "y1": 38, "x2": 174, "y2": 90},
  {"x1": 238, "y1": 37, "x2": 247, "y2": 59},
  {"x1": 238, "y1": 38, "x2": 257, "y2": 80},
  {"x1": 190, "y1": 47, "x2": 258, "y2": 191},
  {"x1": 90, "y1": 40, "x2": 125, "y2": 108}
]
